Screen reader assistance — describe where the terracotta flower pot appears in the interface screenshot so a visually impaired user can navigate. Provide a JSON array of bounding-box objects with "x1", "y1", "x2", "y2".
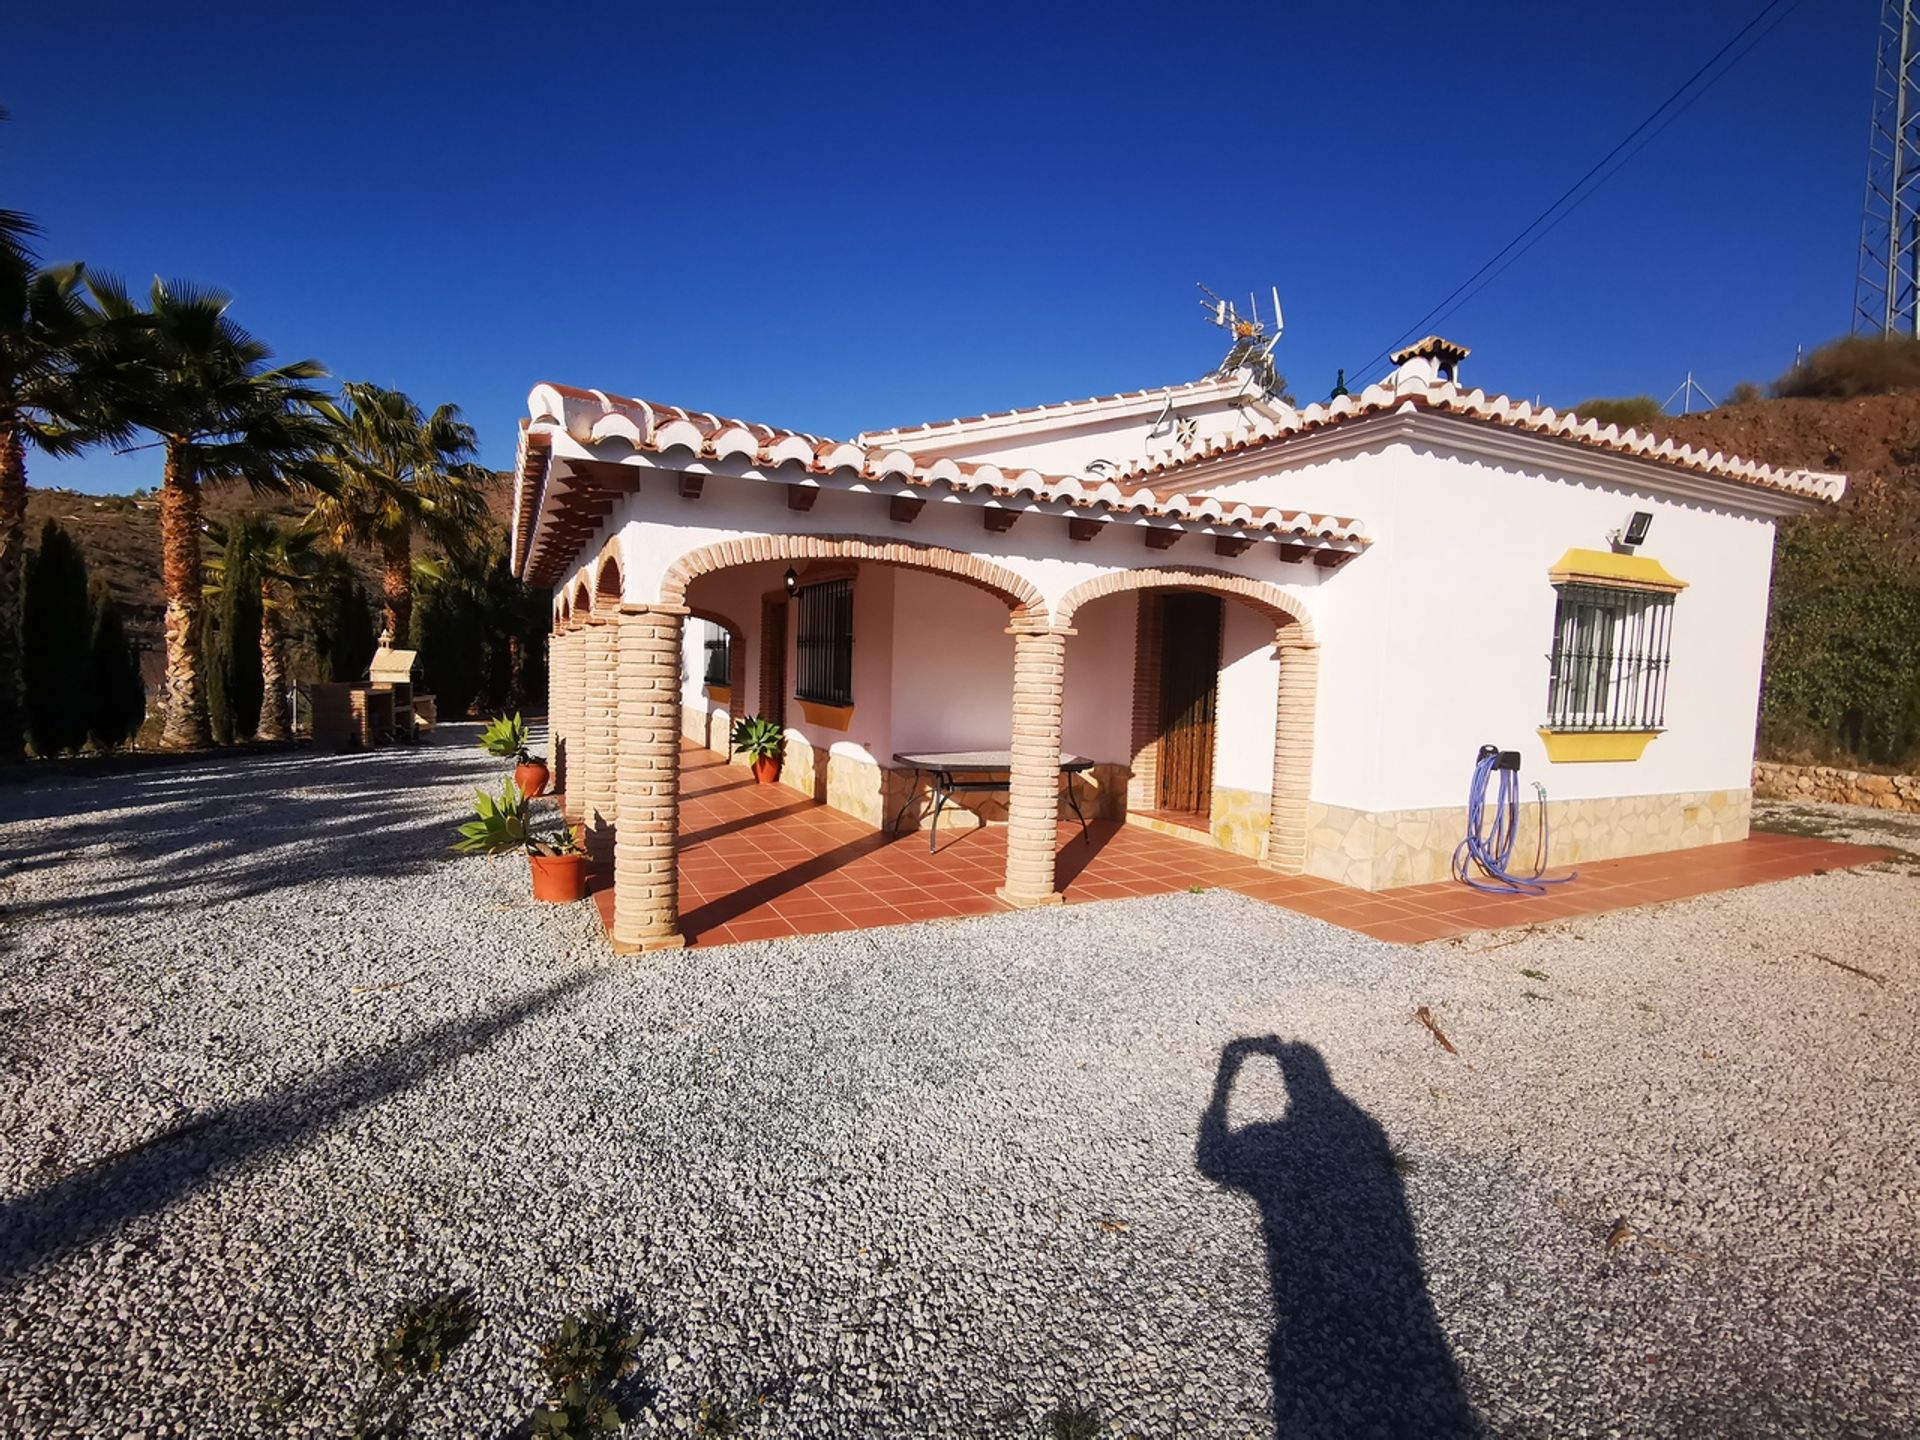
[
  {"x1": 751, "y1": 755, "x2": 781, "y2": 785},
  {"x1": 514, "y1": 760, "x2": 550, "y2": 799},
  {"x1": 529, "y1": 851, "x2": 586, "y2": 903}
]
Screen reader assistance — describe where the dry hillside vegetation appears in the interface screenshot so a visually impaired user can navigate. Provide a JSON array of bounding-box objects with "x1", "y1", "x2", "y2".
[
  {"x1": 24, "y1": 476, "x2": 514, "y2": 660},
  {"x1": 1663, "y1": 391, "x2": 1920, "y2": 568}
]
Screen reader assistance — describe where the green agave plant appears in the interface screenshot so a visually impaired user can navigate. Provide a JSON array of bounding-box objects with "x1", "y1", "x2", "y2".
[
  {"x1": 452, "y1": 780, "x2": 579, "y2": 857},
  {"x1": 478, "y1": 711, "x2": 539, "y2": 765},
  {"x1": 729, "y1": 714, "x2": 785, "y2": 762}
]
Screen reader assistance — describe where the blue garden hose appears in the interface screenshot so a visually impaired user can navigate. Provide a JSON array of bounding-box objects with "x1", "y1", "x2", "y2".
[{"x1": 1450, "y1": 744, "x2": 1577, "y2": 895}]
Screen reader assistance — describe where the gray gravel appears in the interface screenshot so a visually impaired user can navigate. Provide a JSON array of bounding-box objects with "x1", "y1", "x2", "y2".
[{"x1": 1, "y1": 736, "x2": 1916, "y2": 1437}]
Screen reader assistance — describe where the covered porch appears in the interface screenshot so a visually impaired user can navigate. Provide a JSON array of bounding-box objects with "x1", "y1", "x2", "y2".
[{"x1": 585, "y1": 741, "x2": 1887, "y2": 948}]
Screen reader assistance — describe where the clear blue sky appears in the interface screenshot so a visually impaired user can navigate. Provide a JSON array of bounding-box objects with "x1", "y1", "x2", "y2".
[{"x1": 6, "y1": 0, "x2": 1872, "y2": 494}]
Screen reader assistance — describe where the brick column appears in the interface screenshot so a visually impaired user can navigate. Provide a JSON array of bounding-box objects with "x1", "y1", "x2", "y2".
[
  {"x1": 1265, "y1": 634, "x2": 1319, "y2": 874},
  {"x1": 1126, "y1": 595, "x2": 1163, "y2": 813},
  {"x1": 553, "y1": 628, "x2": 583, "y2": 821},
  {"x1": 577, "y1": 618, "x2": 620, "y2": 879},
  {"x1": 547, "y1": 627, "x2": 570, "y2": 802},
  {"x1": 612, "y1": 604, "x2": 687, "y2": 952},
  {"x1": 998, "y1": 624, "x2": 1070, "y2": 908}
]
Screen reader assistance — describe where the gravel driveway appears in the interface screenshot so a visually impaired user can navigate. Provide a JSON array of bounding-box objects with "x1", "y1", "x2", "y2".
[{"x1": 1, "y1": 732, "x2": 1916, "y2": 1437}]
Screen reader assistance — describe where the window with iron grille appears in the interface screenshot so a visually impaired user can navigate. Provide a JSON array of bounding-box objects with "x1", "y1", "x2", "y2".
[
  {"x1": 794, "y1": 578, "x2": 854, "y2": 706},
  {"x1": 702, "y1": 626, "x2": 731, "y2": 687},
  {"x1": 1545, "y1": 583, "x2": 1675, "y2": 731}
]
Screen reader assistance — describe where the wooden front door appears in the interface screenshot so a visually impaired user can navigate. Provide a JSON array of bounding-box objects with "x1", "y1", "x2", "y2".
[
  {"x1": 761, "y1": 598, "x2": 787, "y2": 727},
  {"x1": 1157, "y1": 593, "x2": 1222, "y2": 816}
]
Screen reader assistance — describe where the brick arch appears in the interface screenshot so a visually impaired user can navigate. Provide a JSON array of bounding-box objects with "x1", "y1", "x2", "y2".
[
  {"x1": 686, "y1": 606, "x2": 750, "y2": 751},
  {"x1": 570, "y1": 579, "x2": 591, "y2": 623},
  {"x1": 592, "y1": 550, "x2": 623, "y2": 616},
  {"x1": 1054, "y1": 564, "x2": 1314, "y2": 640},
  {"x1": 660, "y1": 534, "x2": 1048, "y2": 622},
  {"x1": 1059, "y1": 564, "x2": 1318, "y2": 877}
]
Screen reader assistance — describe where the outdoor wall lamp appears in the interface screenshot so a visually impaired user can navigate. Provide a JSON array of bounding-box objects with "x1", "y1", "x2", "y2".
[
  {"x1": 784, "y1": 566, "x2": 798, "y2": 595},
  {"x1": 1611, "y1": 511, "x2": 1654, "y2": 549}
]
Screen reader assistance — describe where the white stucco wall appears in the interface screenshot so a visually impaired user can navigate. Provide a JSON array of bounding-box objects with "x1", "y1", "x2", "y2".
[
  {"x1": 889, "y1": 571, "x2": 1014, "y2": 752},
  {"x1": 1214, "y1": 601, "x2": 1282, "y2": 793},
  {"x1": 554, "y1": 423, "x2": 1787, "y2": 823},
  {"x1": 873, "y1": 390, "x2": 1262, "y2": 480},
  {"x1": 567, "y1": 472, "x2": 1328, "y2": 636},
  {"x1": 1061, "y1": 591, "x2": 1137, "y2": 766},
  {"x1": 1214, "y1": 440, "x2": 1778, "y2": 812}
]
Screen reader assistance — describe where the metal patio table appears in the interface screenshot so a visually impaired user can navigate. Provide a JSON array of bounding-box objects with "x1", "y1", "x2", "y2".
[{"x1": 890, "y1": 749, "x2": 1095, "y2": 853}]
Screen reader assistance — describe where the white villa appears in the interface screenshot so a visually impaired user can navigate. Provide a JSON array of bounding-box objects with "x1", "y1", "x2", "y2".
[{"x1": 511, "y1": 337, "x2": 1844, "y2": 952}]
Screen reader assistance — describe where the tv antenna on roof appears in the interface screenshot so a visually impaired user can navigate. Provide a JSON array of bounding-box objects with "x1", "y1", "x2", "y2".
[{"x1": 1198, "y1": 282, "x2": 1286, "y2": 398}]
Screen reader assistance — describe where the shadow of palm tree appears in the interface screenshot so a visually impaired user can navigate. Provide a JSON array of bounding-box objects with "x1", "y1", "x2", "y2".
[
  {"x1": 0, "y1": 971, "x2": 595, "y2": 1288},
  {"x1": 1197, "y1": 1036, "x2": 1479, "y2": 1438},
  {"x1": 0, "y1": 741, "x2": 500, "y2": 922}
]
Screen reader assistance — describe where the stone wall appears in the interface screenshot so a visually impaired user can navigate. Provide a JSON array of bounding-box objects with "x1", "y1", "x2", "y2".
[
  {"x1": 1752, "y1": 761, "x2": 1920, "y2": 813},
  {"x1": 1303, "y1": 788, "x2": 1753, "y2": 891}
]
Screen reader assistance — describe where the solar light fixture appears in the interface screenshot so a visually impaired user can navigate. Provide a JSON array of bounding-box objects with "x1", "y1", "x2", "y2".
[
  {"x1": 784, "y1": 566, "x2": 798, "y2": 595},
  {"x1": 1612, "y1": 511, "x2": 1654, "y2": 549}
]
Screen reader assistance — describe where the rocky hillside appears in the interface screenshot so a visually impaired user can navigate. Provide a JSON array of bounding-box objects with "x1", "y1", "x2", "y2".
[{"x1": 1661, "y1": 391, "x2": 1920, "y2": 566}]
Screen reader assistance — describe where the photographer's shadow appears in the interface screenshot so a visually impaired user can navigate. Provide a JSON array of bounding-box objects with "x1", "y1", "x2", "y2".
[{"x1": 1197, "y1": 1037, "x2": 1479, "y2": 1438}]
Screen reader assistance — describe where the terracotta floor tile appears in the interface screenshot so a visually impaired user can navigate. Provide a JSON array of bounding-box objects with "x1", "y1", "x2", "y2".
[
  {"x1": 1358, "y1": 918, "x2": 1451, "y2": 945},
  {"x1": 769, "y1": 893, "x2": 841, "y2": 920},
  {"x1": 723, "y1": 916, "x2": 798, "y2": 941},
  {"x1": 597, "y1": 742, "x2": 1899, "y2": 950},
  {"x1": 834, "y1": 903, "x2": 907, "y2": 928}
]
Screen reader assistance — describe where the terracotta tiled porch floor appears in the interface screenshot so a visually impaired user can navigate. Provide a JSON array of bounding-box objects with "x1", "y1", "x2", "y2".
[{"x1": 589, "y1": 744, "x2": 1893, "y2": 948}]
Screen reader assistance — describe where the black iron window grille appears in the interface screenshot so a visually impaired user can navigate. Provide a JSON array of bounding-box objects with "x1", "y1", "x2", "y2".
[
  {"x1": 795, "y1": 578, "x2": 854, "y2": 706},
  {"x1": 1545, "y1": 582, "x2": 1675, "y2": 731},
  {"x1": 702, "y1": 627, "x2": 731, "y2": 687}
]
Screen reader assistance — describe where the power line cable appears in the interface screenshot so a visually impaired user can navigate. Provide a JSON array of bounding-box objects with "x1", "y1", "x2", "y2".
[
  {"x1": 1409, "y1": 0, "x2": 1807, "y2": 349},
  {"x1": 1349, "y1": 0, "x2": 1800, "y2": 380}
]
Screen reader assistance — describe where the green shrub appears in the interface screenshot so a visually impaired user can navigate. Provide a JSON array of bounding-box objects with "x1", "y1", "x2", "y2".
[
  {"x1": 370, "y1": 1289, "x2": 481, "y2": 1379},
  {"x1": 415, "y1": 537, "x2": 548, "y2": 718},
  {"x1": 1775, "y1": 334, "x2": 1920, "y2": 399},
  {"x1": 531, "y1": 1307, "x2": 646, "y2": 1436},
  {"x1": 22, "y1": 520, "x2": 93, "y2": 756},
  {"x1": 1569, "y1": 395, "x2": 1666, "y2": 428},
  {"x1": 1761, "y1": 518, "x2": 1920, "y2": 766}
]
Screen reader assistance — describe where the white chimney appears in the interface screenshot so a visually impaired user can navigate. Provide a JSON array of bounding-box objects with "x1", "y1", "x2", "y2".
[{"x1": 1389, "y1": 335, "x2": 1471, "y2": 387}]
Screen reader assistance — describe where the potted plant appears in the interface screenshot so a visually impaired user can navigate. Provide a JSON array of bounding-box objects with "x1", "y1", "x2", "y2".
[
  {"x1": 730, "y1": 714, "x2": 786, "y2": 784},
  {"x1": 452, "y1": 781, "x2": 587, "y2": 902},
  {"x1": 480, "y1": 713, "x2": 549, "y2": 800}
]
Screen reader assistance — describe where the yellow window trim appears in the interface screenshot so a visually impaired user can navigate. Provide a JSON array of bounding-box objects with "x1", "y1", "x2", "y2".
[
  {"x1": 798, "y1": 699, "x2": 854, "y2": 732},
  {"x1": 1538, "y1": 728, "x2": 1662, "y2": 762},
  {"x1": 1547, "y1": 547, "x2": 1687, "y2": 594}
]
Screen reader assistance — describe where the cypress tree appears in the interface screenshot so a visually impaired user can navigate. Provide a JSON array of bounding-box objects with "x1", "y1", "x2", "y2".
[
  {"x1": 207, "y1": 518, "x2": 266, "y2": 745},
  {"x1": 87, "y1": 598, "x2": 137, "y2": 747},
  {"x1": 87, "y1": 597, "x2": 146, "y2": 750},
  {"x1": 21, "y1": 520, "x2": 93, "y2": 755},
  {"x1": 311, "y1": 560, "x2": 377, "y2": 683}
]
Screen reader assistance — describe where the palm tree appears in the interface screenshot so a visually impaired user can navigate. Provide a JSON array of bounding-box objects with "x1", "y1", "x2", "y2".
[
  {"x1": 88, "y1": 276, "x2": 328, "y2": 749},
  {"x1": 310, "y1": 382, "x2": 489, "y2": 646},
  {"x1": 0, "y1": 249, "x2": 131, "y2": 761},
  {"x1": 207, "y1": 513, "x2": 321, "y2": 741}
]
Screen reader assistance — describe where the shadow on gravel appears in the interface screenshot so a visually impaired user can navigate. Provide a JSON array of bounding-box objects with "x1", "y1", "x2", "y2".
[
  {"x1": 0, "y1": 742, "x2": 494, "y2": 921},
  {"x1": 0, "y1": 971, "x2": 594, "y2": 1288},
  {"x1": 1198, "y1": 1037, "x2": 1479, "y2": 1439}
]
